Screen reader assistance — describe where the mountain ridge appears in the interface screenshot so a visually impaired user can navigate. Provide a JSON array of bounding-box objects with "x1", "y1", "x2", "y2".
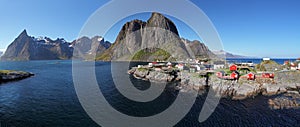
[
  {"x1": 213, "y1": 50, "x2": 248, "y2": 58},
  {"x1": 96, "y1": 12, "x2": 216, "y2": 61},
  {"x1": 1, "y1": 30, "x2": 111, "y2": 61},
  {"x1": 2, "y1": 12, "x2": 218, "y2": 61}
]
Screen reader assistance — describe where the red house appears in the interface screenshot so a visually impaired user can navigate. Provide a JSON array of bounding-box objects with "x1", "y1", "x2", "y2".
[
  {"x1": 262, "y1": 73, "x2": 275, "y2": 79},
  {"x1": 216, "y1": 71, "x2": 225, "y2": 78},
  {"x1": 230, "y1": 72, "x2": 239, "y2": 80},
  {"x1": 230, "y1": 64, "x2": 238, "y2": 71},
  {"x1": 247, "y1": 72, "x2": 255, "y2": 80}
]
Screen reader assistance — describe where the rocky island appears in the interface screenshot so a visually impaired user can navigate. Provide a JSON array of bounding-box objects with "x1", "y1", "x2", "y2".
[{"x1": 0, "y1": 70, "x2": 34, "y2": 83}]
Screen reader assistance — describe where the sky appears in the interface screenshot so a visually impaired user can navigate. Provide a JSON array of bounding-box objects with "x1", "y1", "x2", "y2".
[{"x1": 0, "y1": 0, "x2": 299, "y2": 58}]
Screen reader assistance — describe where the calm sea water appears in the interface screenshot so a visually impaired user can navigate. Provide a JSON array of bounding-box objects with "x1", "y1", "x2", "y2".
[
  {"x1": 227, "y1": 58, "x2": 297, "y2": 64},
  {"x1": 0, "y1": 60, "x2": 299, "y2": 127}
]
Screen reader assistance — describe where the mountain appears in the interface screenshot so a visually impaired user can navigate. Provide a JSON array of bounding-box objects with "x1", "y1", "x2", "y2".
[
  {"x1": 1, "y1": 30, "x2": 73, "y2": 60},
  {"x1": 97, "y1": 12, "x2": 215, "y2": 61},
  {"x1": 0, "y1": 51, "x2": 3, "y2": 57},
  {"x1": 213, "y1": 50, "x2": 246, "y2": 58},
  {"x1": 71, "y1": 36, "x2": 111, "y2": 60},
  {"x1": 182, "y1": 39, "x2": 216, "y2": 59},
  {"x1": 1, "y1": 30, "x2": 111, "y2": 61}
]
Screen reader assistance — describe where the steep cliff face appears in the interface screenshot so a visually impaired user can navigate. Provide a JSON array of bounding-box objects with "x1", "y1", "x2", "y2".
[
  {"x1": 97, "y1": 12, "x2": 214, "y2": 61},
  {"x1": 183, "y1": 39, "x2": 216, "y2": 59},
  {"x1": 146, "y1": 12, "x2": 179, "y2": 36},
  {"x1": 71, "y1": 36, "x2": 111, "y2": 59}
]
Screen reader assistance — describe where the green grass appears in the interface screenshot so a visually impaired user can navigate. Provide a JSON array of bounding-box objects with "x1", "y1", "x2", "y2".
[
  {"x1": 255, "y1": 60, "x2": 280, "y2": 71},
  {"x1": 131, "y1": 48, "x2": 171, "y2": 61},
  {"x1": 137, "y1": 68, "x2": 148, "y2": 72},
  {"x1": 0, "y1": 70, "x2": 29, "y2": 75},
  {"x1": 0, "y1": 70, "x2": 14, "y2": 74}
]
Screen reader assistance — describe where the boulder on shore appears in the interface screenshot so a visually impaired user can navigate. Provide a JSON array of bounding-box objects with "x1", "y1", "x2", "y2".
[{"x1": 268, "y1": 93, "x2": 300, "y2": 109}]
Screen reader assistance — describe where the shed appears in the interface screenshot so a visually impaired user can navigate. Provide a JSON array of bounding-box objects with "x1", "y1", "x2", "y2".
[
  {"x1": 230, "y1": 71, "x2": 239, "y2": 80},
  {"x1": 230, "y1": 64, "x2": 238, "y2": 71},
  {"x1": 247, "y1": 72, "x2": 255, "y2": 80}
]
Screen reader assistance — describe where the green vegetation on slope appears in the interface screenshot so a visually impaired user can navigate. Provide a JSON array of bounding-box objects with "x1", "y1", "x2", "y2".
[
  {"x1": 131, "y1": 48, "x2": 172, "y2": 61},
  {"x1": 256, "y1": 60, "x2": 281, "y2": 71}
]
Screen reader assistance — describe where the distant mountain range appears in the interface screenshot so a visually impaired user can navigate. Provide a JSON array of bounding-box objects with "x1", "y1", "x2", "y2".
[
  {"x1": 0, "y1": 51, "x2": 3, "y2": 57},
  {"x1": 2, "y1": 12, "x2": 222, "y2": 61},
  {"x1": 1, "y1": 30, "x2": 111, "y2": 61},
  {"x1": 213, "y1": 50, "x2": 247, "y2": 58}
]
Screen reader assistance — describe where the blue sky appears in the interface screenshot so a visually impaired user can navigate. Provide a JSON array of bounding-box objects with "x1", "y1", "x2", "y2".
[{"x1": 0, "y1": 0, "x2": 299, "y2": 58}]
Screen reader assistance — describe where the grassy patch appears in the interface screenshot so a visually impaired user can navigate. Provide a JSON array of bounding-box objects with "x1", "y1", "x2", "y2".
[
  {"x1": 137, "y1": 68, "x2": 148, "y2": 72},
  {"x1": 0, "y1": 70, "x2": 14, "y2": 74},
  {"x1": 131, "y1": 48, "x2": 171, "y2": 61}
]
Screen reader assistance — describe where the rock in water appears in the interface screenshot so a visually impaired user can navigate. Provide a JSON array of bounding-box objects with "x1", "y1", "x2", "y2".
[{"x1": 0, "y1": 70, "x2": 34, "y2": 83}]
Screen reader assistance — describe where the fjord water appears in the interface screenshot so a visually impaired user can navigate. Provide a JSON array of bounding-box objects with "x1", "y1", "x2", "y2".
[{"x1": 0, "y1": 60, "x2": 299, "y2": 127}]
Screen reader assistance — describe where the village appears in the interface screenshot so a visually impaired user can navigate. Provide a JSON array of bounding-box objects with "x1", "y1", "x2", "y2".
[
  {"x1": 130, "y1": 58, "x2": 300, "y2": 82},
  {"x1": 128, "y1": 58, "x2": 300, "y2": 108}
]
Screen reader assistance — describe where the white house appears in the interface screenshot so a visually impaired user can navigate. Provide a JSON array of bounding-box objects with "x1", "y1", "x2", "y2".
[
  {"x1": 290, "y1": 63, "x2": 298, "y2": 70},
  {"x1": 148, "y1": 63, "x2": 153, "y2": 67},
  {"x1": 214, "y1": 64, "x2": 225, "y2": 70},
  {"x1": 263, "y1": 58, "x2": 271, "y2": 61},
  {"x1": 176, "y1": 64, "x2": 184, "y2": 70},
  {"x1": 167, "y1": 62, "x2": 172, "y2": 66},
  {"x1": 191, "y1": 65, "x2": 201, "y2": 71}
]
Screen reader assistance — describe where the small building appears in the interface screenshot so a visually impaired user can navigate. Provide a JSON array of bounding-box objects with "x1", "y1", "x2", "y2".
[
  {"x1": 216, "y1": 71, "x2": 226, "y2": 78},
  {"x1": 263, "y1": 58, "x2": 271, "y2": 61},
  {"x1": 214, "y1": 64, "x2": 225, "y2": 70},
  {"x1": 262, "y1": 73, "x2": 274, "y2": 79},
  {"x1": 291, "y1": 63, "x2": 298, "y2": 70},
  {"x1": 204, "y1": 64, "x2": 213, "y2": 70},
  {"x1": 284, "y1": 61, "x2": 290, "y2": 65},
  {"x1": 177, "y1": 63, "x2": 184, "y2": 70},
  {"x1": 247, "y1": 72, "x2": 255, "y2": 80},
  {"x1": 241, "y1": 61, "x2": 254, "y2": 67},
  {"x1": 154, "y1": 67, "x2": 162, "y2": 71},
  {"x1": 189, "y1": 67, "x2": 196, "y2": 73},
  {"x1": 167, "y1": 62, "x2": 172, "y2": 66},
  {"x1": 230, "y1": 64, "x2": 238, "y2": 71},
  {"x1": 230, "y1": 71, "x2": 239, "y2": 80},
  {"x1": 148, "y1": 63, "x2": 153, "y2": 67},
  {"x1": 213, "y1": 61, "x2": 225, "y2": 70}
]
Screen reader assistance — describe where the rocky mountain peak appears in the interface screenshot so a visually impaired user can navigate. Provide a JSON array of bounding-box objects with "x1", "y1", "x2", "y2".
[
  {"x1": 19, "y1": 29, "x2": 28, "y2": 37},
  {"x1": 97, "y1": 12, "x2": 215, "y2": 61},
  {"x1": 147, "y1": 12, "x2": 179, "y2": 36},
  {"x1": 115, "y1": 19, "x2": 146, "y2": 42}
]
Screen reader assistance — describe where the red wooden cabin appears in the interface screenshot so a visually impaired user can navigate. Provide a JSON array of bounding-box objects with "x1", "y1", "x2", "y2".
[
  {"x1": 262, "y1": 73, "x2": 274, "y2": 79},
  {"x1": 216, "y1": 71, "x2": 225, "y2": 78},
  {"x1": 230, "y1": 64, "x2": 238, "y2": 71},
  {"x1": 247, "y1": 72, "x2": 255, "y2": 80},
  {"x1": 230, "y1": 72, "x2": 239, "y2": 80}
]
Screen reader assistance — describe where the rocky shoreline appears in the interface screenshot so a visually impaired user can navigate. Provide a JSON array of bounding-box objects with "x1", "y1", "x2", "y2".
[
  {"x1": 0, "y1": 70, "x2": 34, "y2": 83},
  {"x1": 128, "y1": 67, "x2": 300, "y2": 109}
]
